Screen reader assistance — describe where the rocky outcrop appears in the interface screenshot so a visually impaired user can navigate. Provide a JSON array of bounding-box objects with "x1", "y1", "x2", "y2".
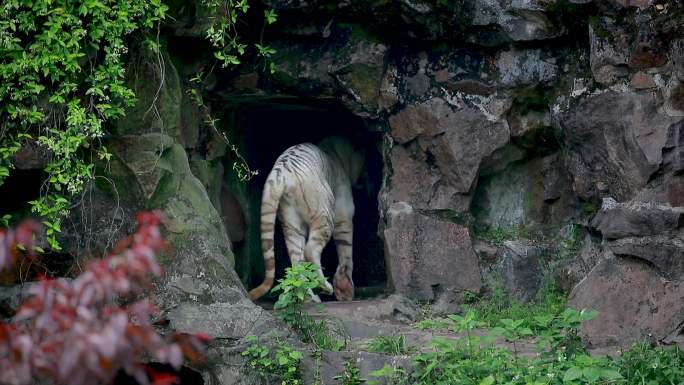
[
  {"x1": 387, "y1": 97, "x2": 510, "y2": 212},
  {"x1": 383, "y1": 202, "x2": 482, "y2": 302},
  {"x1": 571, "y1": 256, "x2": 684, "y2": 347},
  {"x1": 570, "y1": 198, "x2": 684, "y2": 345},
  {"x1": 105, "y1": 41, "x2": 281, "y2": 382},
  {"x1": 38, "y1": 1, "x2": 682, "y2": 375},
  {"x1": 499, "y1": 240, "x2": 546, "y2": 303},
  {"x1": 558, "y1": 91, "x2": 680, "y2": 202},
  {"x1": 248, "y1": 0, "x2": 684, "y2": 348}
]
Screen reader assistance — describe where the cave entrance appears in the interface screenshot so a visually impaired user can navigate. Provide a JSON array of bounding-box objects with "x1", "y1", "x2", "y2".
[{"x1": 218, "y1": 97, "x2": 386, "y2": 301}]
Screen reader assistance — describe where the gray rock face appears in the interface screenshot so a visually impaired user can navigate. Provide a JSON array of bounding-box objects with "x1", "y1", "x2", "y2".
[
  {"x1": 382, "y1": 203, "x2": 483, "y2": 302},
  {"x1": 570, "y1": 198, "x2": 684, "y2": 345},
  {"x1": 499, "y1": 240, "x2": 545, "y2": 302},
  {"x1": 272, "y1": 31, "x2": 389, "y2": 117},
  {"x1": 589, "y1": 20, "x2": 631, "y2": 85},
  {"x1": 570, "y1": 256, "x2": 684, "y2": 347},
  {"x1": 560, "y1": 91, "x2": 680, "y2": 201},
  {"x1": 471, "y1": 0, "x2": 564, "y2": 42},
  {"x1": 473, "y1": 153, "x2": 578, "y2": 233},
  {"x1": 387, "y1": 98, "x2": 509, "y2": 212},
  {"x1": 496, "y1": 49, "x2": 558, "y2": 87},
  {"x1": 591, "y1": 198, "x2": 684, "y2": 240}
]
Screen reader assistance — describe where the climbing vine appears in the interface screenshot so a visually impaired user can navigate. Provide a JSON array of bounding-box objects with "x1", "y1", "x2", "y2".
[
  {"x1": 0, "y1": 0, "x2": 275, "y2": 250},
  {"x1": 202, "y1": 0, "x2": 278, "y2": 71},
  {"x1": 0, "y1": 0, "x2": 168, "y2": 250}
]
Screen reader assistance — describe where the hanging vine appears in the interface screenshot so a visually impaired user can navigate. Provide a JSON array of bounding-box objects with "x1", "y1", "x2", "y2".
[{"x1": 0, "y1": 0, "x2": 276, "y2": 250}]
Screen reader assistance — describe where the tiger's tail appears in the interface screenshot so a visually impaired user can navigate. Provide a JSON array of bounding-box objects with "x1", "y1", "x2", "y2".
[{"x1": 248, "y1": 171, "x2": 285, "y2": 300}]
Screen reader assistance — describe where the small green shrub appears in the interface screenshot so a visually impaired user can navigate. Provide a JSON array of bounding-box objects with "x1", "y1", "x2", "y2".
[
  {"x1": 272, "y1": 262, "x2": 326, "y2": 327},
  {"x1": 367, "y1": 363, "x2": 406, "y2": 385},
  {"x1": 272, "y1": 262, "x2": 347, "y2": 351},
  {"x1": 474, "y1": 226, "x2": 519, "y2": 247},
  {"x1": 242, "y1": 335, "x2": 303, "y2": 385},
  {"x1": 415, "y1": 318, "x2": 451, "y2": 330},
  {"x1": 334, "y1": 359, "x2": 366, "y2": 385},
  {"x1": 365, "y1": 335, "x2": 415, "y2": 355},
  {"x1": 618, "y1": 342, "x2": 684, "y2": 385},
  {"x1": 462, "y1": 285, "x2": 567, "y2": 333},
  {"x1": 536, "y1": 308, "x2": 598, "y2": 359}
]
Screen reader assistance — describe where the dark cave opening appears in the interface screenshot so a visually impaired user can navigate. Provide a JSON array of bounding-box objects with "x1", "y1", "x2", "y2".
[
  {"x1": 0, "y1": 169, "x2": 76, "y2": 284},
  {"x1": 0, "y1": 168, "x2": 43, "y2": 217},
  {"x1": 220, "y1": 98, "x2": 386, "y2": 300}
]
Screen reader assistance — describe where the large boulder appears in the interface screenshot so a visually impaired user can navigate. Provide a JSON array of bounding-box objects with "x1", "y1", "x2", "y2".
[
  {"x1": 569, "y1": 256, "x2": 684, "y2": 347},
  {"x1": 382, "y1": 202, "x2": 482, "y2": 302},
  {"x1": 570, "y1": 198, "x2": 684, "y2": 346},
  {"x1": 499, "y1": 240, "x2": 546, "y2": 303},
  {"x1": 559, "y1": 91, "x2": 682, "y2": 201},
  {"x1": 591, "y1": 198, "x2": 684, "y2": 240},
  {"x1": 386, "y1": 97, "x2": 509, "y2": 213}
]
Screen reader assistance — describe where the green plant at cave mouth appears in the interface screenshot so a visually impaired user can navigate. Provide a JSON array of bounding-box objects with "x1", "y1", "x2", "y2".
[
  {"x1": 272, "y1": 262, "x2": 347, "y2": 351},
  {"x1": 0, "y1": 0, "x2": 168, "y2": 250}
]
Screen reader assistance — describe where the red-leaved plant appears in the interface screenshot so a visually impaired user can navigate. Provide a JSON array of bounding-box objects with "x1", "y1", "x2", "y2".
[{"x1": 0, "y1": 212, "x2": 208, "y2": 385}]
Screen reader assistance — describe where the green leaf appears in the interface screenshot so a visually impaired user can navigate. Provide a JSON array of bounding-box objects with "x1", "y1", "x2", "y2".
[
  {"x1": 599, "y1": 368, "x2": 622, "y2": 380},
  {"x1": 563, "y1": 367, "x2": 583, "y2": 383}
]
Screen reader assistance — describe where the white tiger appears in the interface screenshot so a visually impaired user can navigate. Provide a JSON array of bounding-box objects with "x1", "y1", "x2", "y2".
[{"x1": 248, "y1": 137, "x2": 364, "y2": 302}]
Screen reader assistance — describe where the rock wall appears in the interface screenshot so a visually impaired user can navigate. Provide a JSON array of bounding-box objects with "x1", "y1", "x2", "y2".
[
  {"x1": 207, "y1": 0, "x2": 683, "y2": 347},
  {"x1": 19, "y1": 1, "x2": 679, "y2": 372}
]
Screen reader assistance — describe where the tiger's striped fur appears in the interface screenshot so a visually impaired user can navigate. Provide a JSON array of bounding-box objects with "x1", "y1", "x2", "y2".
[{"x1": 248, "y1": 137, "x2": 364, "y2": 302}]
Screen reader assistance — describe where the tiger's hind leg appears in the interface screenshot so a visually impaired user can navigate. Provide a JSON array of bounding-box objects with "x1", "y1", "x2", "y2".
[
  {"x1": 332, "y1": 216, "x2": 354, "y2": 301},
  {"x1": 304, "y1": 218, "x2": 334, "y2": 297},
  {"x1": 280, "y1": 205, "x2": 322, "y2": 302},
  {"x1": 332, "y1": 187, "x2": 355, "y2": 301}
]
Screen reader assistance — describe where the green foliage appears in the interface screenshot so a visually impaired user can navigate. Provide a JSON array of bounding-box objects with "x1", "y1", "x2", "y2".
[
  {"x1": 272, "y1": 262, "x2": 327, "y2": 327},
  {"x1": 561, "y1": 354, "x2": 622, "y2": 384},
  {"x1": 618, "y1": 342, "x2": 684, "y2": 385},
  {"x1": 536, "y1": 308, "x2": 598, "y2": 359},
  {"x1": 367, "y1": 364, "x2": 406, "y2": 385},
  {"x1": 462, "y1": 285, "x2": 567, "y2": 332},
  {"x1": 242, "y1": 335, "x2": 303, "y2": 385},
  {"x1": 415, "y1": 318, "x2": 451, "y2": 330},
  {"x1": 492, "y1": 318, "x2": 533, "y2": 357},
  {"x1": 0, "y1": 0, "x2": 167, "y2": 249},
  {"x1": 473, "y1": 226, "x2": 521, "y2": 247},
  {"x1": 371, "y1": 295, "x2": 679, "y2": 385},
  {"x1": 364, "y1": 334, "x2": 415, "y2": 356},
  {"x1": 334, "y1": 359, "x2": 366, "y2": 385},
  {"x1": 201, "y1": 0, "x2": 277, "y2": 72},
  {"x1": 272, "y1": 262, "x2": 347, "y2": 351},
  {"x1": 403, "y1": 309, "x2": 615, "y2": 385}
]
